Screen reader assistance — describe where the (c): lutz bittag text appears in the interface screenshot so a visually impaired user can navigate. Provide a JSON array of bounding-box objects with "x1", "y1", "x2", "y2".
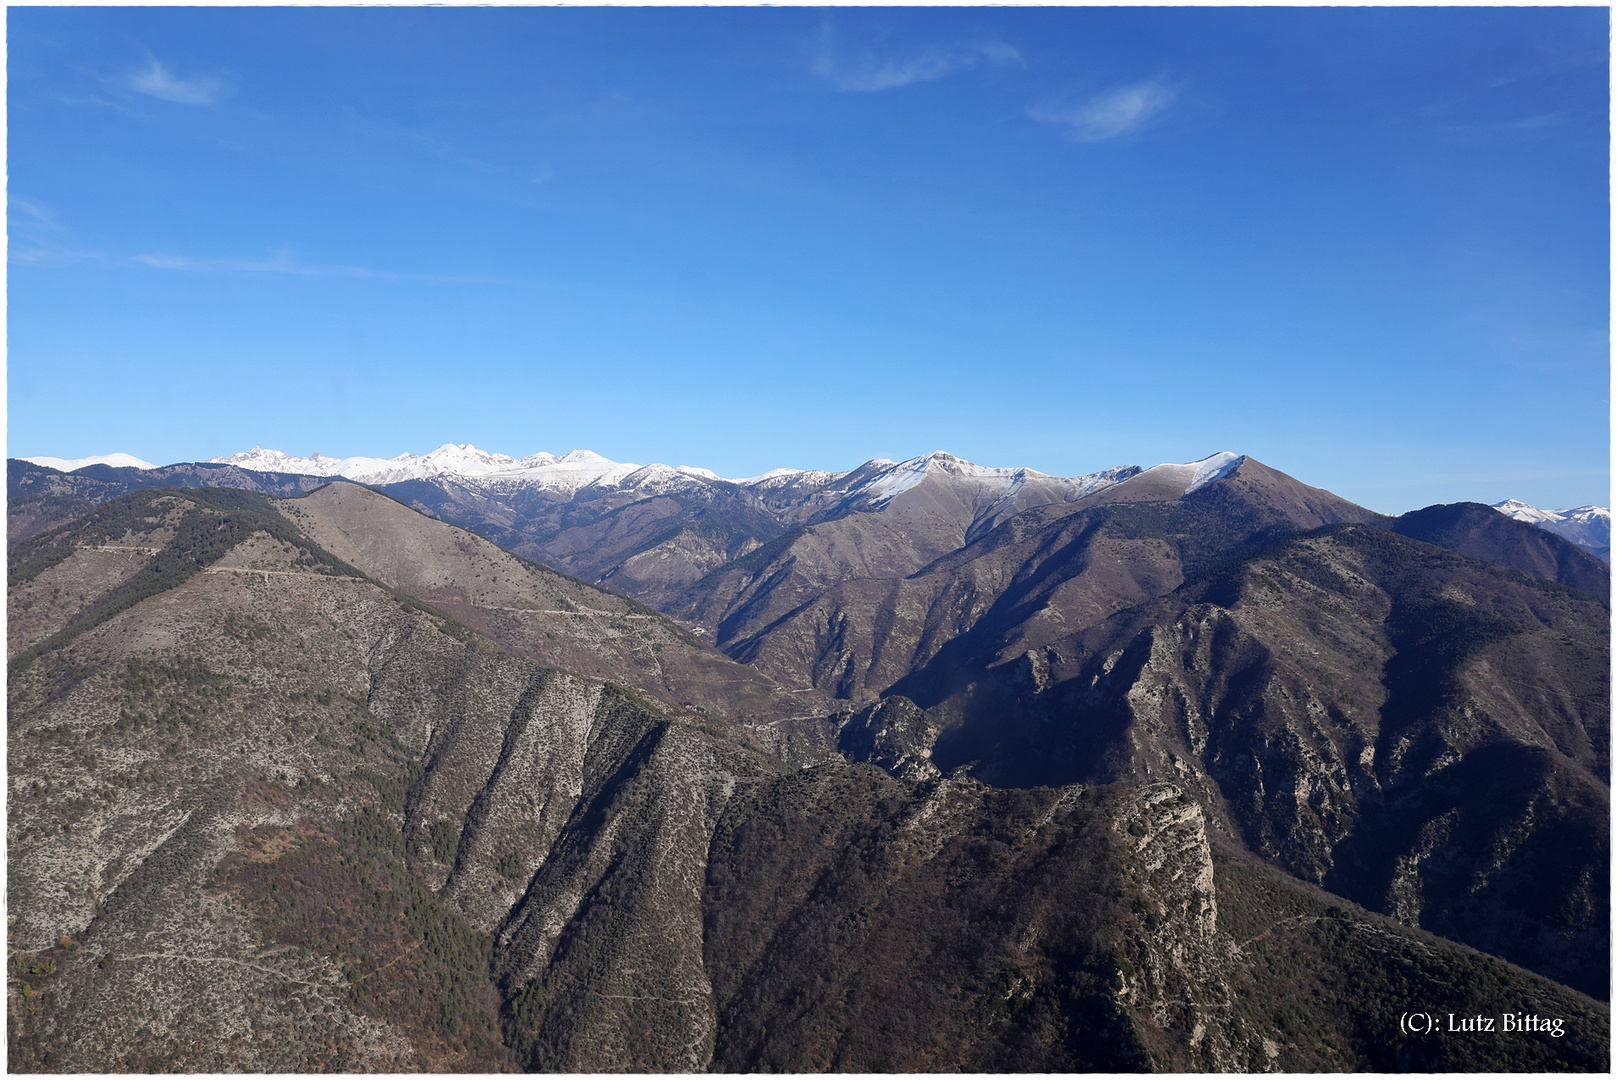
[{"x1": 1400, "y1": 1012, "x2": 1565, "y2": 1037}]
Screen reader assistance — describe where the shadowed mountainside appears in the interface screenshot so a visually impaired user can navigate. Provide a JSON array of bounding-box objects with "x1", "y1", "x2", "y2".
[
  {"x1": 370, "y1": 451, "x2": 1138, "y2": 613},
  {"x1": 891, "y1": 522, "x2": 1609, "y2": 997},
  {"x1": 1394, "y1": 501, "x2": 1609, "y2": 599}
]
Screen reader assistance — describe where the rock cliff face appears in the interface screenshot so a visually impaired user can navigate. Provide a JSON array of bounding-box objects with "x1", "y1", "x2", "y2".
[{"x1": 8, "y1": 481, "x2": 1609, "y2": 1072}]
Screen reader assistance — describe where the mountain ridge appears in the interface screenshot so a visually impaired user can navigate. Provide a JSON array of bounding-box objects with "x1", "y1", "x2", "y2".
[
  {"x1": 11, "y1": 455, "x2": 1606, "y2": 700},
  {"x1": 24, "y1": 446, "x2": 1608, "y2": 560}
]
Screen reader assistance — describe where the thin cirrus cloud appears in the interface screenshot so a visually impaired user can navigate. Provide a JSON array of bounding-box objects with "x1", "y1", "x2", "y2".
[
  {"x1": 128, "y1": 59, "x2": 226, "y2": 105},
  {"x1": 813, "y1": 38, "x2": 1023, "y2": 93},
  {"x1": 1027, "y1": 80, "x2": 1178, "y2": 142},
  {"x1": 126, "y1": 251, "x2": 501, "y2": 284},
  {"x1": 1438, "y1": 112, "x2": 1566, "y2": 139},
  {"x1": 8, "y1": 198, "x2": 62, "y2": 233},
  {"x1": 10, "y1": 246, "x2": 503, "y2": 286}
]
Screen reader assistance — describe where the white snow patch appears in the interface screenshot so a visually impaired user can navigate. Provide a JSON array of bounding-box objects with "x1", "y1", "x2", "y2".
[
  {"x1": 23, "y1": 453, "x2": 158, "y2": 472},
  {"x1": 851, "y1": 451, "x2": 1031, "y2": 505},
  {"x1": 1136, "y1": 452, "x2": 1245, "y2": 494},
  {"x1": 610, "y1": 463, "x2": 716, "y2": 495},
  {"x1": 731, "y1": 467, "x2": 809, "y2": 485},
  {"x1": 496, "y1": 450, "x2": 643, "y2": 493},
  {"x1": 857, "y1": 452, "x2": 956, "y2": 504}
]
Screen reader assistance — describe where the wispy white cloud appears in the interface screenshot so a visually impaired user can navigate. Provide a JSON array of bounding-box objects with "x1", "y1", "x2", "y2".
[
  {"x1": 128, "y1": 59, "x2": 225, "y2": 105},
  {"x1": 1492, "y1": 329, "x2": 1608, "y2": 369},
  {"x1": 1495, "y1": 113, "x2": 1563, "y2": 130},
  {"x1": 131, "y1": 250, "x2": 502, "y2": 284},
  {"x1": 10, "y1": 247, "x2": 503, "y2": 285},
  {"x1": 402, "y1": 128, "x2": 504, "y2": 175},
  {"x1": 54, "y1": 93, "x2": 123, "y2": 110},
  {"x1": 813, "y1": 34, "x2": 1022, "y2": 93},
  {"x1": 1027, "y1": 80, "x2": 1178, "y2": 142},
  {"x1": 9, "y1": 249, "x2": 107, "y2": 269},
  {"x1": 342, "y1": 115, "x2": 543, "y2": 185},
  {"x1": 1438, "y1": 112, "x2": 1566, "y2": 139},
  {"x1": 8, "y1": 198, "x2": 63, "y2": 233}
]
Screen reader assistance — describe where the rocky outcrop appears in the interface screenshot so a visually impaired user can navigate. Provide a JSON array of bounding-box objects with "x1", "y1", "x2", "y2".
[
  {"x1": 836, "y1": 694, "x2": 941, "y2": 781},
  {"x1": 1109, "y1": 783, "x2": 1249, "y2": 1070}
]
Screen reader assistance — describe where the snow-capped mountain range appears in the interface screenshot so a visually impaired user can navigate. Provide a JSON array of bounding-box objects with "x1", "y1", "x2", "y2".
[
  {"x1": 22, "y1": 452, "x2": 158, "y2": 473},
  {"x1": 19, "y1": 444, "x2": 1609, "y2": 560},
  {"x1": 196, "y1": 443, "x2": 1168, "y2": 505},
  {"x1": 1492, "y1": 499, "x2": 1611, "y2": 558},
  {"x1": 206, "y1": 444, "x2": 686, "y2": 493}
]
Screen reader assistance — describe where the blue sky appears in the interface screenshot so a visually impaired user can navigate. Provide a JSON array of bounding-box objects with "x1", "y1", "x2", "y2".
[{"x1": 7, "y1": 6, "x2": 1609, "y2": 512}]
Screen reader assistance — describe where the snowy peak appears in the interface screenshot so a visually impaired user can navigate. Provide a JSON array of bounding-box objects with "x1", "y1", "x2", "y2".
[
  {"x1": 730, "y1": 467, "x2": 818, "y2": 485},
  {"x1": 208, "y1": 442, "x2": 760, "y2": 496},
  {"x1": 1493, "y1": 499, "x2": 1611, "y2": 560},
  {"x1": 1135, "y1": 452, "x2": 1246, "y2": 494},
  {"x1": 1493, "y1": 498, "x2": 1559, "y2": 525},
  {"x1": 831, "y1": 450, "x2": 1135, "y2": 510},
  {"x1": 494, "y1": 451, "x2": 643, "y2": 493},
  {"x1": 21, "y1": 452, "x2": 158, "y2": 472},
  {"x1": 209, "y1": 447, "x2": 341, "y2": 476},
  {"x1": 555, "y1": 449, "x2": 613, "y2": 466},
  {"x1": 209, "y1": 443, "x2": 526, "y2": 485},
  {"x1": 854, "y1": 451, "x2": 1010, "y2": 505}
]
